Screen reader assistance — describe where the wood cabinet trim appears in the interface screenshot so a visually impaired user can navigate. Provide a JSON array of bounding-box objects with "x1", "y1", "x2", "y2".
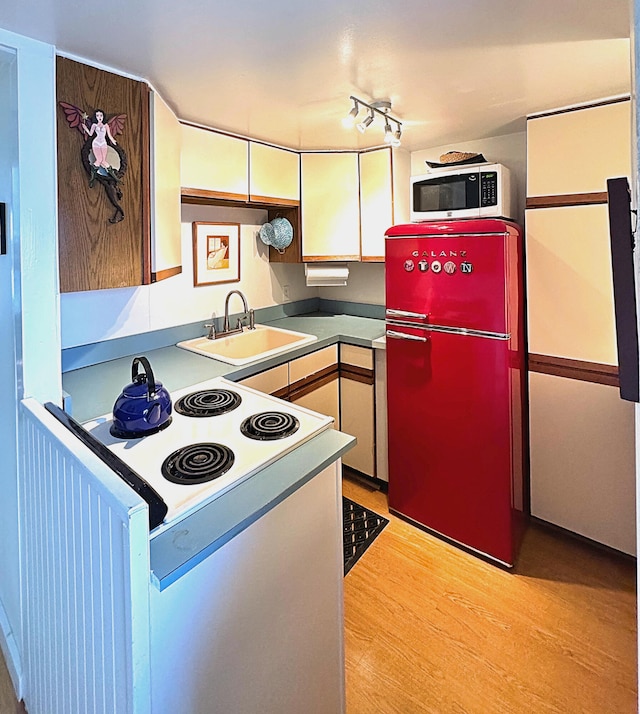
[
  {"x1": 526, "y1": 192, "x2": 608, "y2": 209},
  {"x1": 361, "y1": 255, "x2": 384, "y2": 262},
  {"x1": 151, "y1": 265, "x2": 182, "y2": 282},
  {"x1": 528, "y1": 353, "x2": 619, "y2": 386},
  {"x1": 303, "y1": 255, "x2": 361, "y2": 262},
  {"x1": 141, "y1": 82, "x2": 152, "y2": 285},
  {"x1": 288, "y1": 366, "x2": 339, "y2": 400},
  {"x1": 527, "y1": 95, "x2": 630, "y2": 121},
  {"x1": 340, "y1": 364, "x2": 374, "y2": 385},
  {"x1": 181, "y1": 187, "x2": 249, "y2": 203},
  {"x1": 248, "y1": 194, "x2": 299, "y2": 207}
]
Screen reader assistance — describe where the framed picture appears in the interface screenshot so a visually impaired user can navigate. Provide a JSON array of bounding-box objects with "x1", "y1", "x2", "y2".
[{"x1": 192, "y1": 221, "x2": 241, "y2": 287}]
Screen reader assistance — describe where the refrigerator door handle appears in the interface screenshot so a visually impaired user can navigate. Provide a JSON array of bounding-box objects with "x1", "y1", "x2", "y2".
[
  {"x1": 386, "y1": 308, "x2": 429, "y2": 321},
  {"x1": 386, "y1": 329, "x2": 429, "y2": 343}
]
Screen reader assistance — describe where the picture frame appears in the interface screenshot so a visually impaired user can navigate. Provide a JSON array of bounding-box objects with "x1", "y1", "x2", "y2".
[{"x1": 192, "y1": 221, "x2": 241, "y2": 287}]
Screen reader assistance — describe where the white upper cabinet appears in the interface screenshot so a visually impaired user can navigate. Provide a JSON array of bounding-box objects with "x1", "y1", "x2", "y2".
[
  {"x1": 359, "y1": 147, "x2": 410, "y2": 261},
  {"x1": 150, "y1": 92, "x2": 182, "y2": 280},
  {"x1": 301, "y1": 152, "x2": 360, "y2": 261},
  {"x1": 359, "y1": 148, "x2": 392, "y2": 261},
  {"x1": 180, "y1": 124, "x2": 249, "y2": 199},
  {"x1": 249, "y1": 142, "x2": 300, "y2": 203},
  {"x1": 527, "y1": 100, "x2": 631, "y2": 196}
]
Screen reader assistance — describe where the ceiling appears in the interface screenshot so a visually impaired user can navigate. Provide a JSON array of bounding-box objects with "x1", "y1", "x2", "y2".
[{"x1": 1, "y1": 0, "x2": 632, "y2": 151}]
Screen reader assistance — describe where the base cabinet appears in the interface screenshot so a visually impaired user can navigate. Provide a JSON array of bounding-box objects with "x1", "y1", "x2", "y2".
[
  {"x1": 339, "y1": 345, "x2": 375, "y2": 479},
  {"x1": 529, "y1": 371, "x2": 636, "y2": 555},
  {"x1": 150, "y1": 463, "x2": 345, "y2": 714},
  {"x1": 236, "y1": 342, "x2": 377, "y2": 480},
  {"x1": 291, "y1": 378, "x2": 340, "y2": 430}
]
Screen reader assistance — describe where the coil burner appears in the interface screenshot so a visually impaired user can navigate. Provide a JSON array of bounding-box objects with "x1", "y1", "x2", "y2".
[
  {"x1": 161, "y1": 443, "x2": 235, "y2": 484},
  {"x1": 240, "y1": 411, "x2": 300, "y2": 441},
  {"x1": 174, "y1": 389, "x2": 242, "y2": 418}
]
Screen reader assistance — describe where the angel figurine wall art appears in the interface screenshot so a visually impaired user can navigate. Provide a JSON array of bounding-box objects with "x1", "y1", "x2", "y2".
[{"x1": 59, "y1": 102, "x2": 128, "y2": 223}]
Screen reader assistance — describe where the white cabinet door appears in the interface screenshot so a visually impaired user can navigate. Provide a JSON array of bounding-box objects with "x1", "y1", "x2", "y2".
[
  {"x1": 150, "y1": 92, "x2": 182, "y2": 281},
  {"x1": 359, "y1": 148, "x2": 393, "y2": 262},
  {"x1": 527, "y1": 100, "x2": 631, "y2": 196},
  {"x1": 529, "y1": 371, "x2": 636, "y2": 555},
  {"x1": 339, "y1": 345, "x2": 375, "y2": 478},
  {"x1": 180, "y1": 124, "x2": 249, "y2": 199},
  {"x1": 301, "y1": 152, "x2": 360, "y2": 261},
  {"x1": 291, "y1": 379, "x2": 340, "y2": 430},
  {"x1": 525, "y1": 204, "x2": 616, "y2": 364},
  {"x1": 249, "y1": 142, "x2": 299, "y2": 203}
]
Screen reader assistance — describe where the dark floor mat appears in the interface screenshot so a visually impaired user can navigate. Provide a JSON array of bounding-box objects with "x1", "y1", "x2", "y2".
[{"x1": 343, "y1": 497, "x2": 389, "y2": 575}]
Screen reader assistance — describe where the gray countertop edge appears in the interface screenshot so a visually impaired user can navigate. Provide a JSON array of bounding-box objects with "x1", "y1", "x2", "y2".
[{"x1": 150, "y1": 428, "x2": 356, "y2": 591}]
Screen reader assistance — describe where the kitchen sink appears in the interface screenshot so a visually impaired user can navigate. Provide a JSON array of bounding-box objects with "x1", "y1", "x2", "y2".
[{"x1": 176, "y1": 324, "x2": 317, "y2": 365}]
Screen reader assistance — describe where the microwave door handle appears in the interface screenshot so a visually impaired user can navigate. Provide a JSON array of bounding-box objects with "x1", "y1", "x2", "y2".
[
  {"x1": 386, "y1": 309, "x2": 429, "y2": 321},
  {"x1": 386, "y1": 330, "x2": 428, "y2": 343}
]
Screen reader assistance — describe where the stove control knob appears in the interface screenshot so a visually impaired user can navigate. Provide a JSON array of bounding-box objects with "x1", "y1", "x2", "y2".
[
  {"x1": 444, "y1": 261, "x2": 456, "y2": 275},
  {"x1": 404, "y1": 259, "x2": 415, "y2": 272},
  {"x1": 418, "y1": 260, "x2": 429, "y2": 272},
  {"x1": 431, "y1": 260, "x2": 442, "y2": 274}
]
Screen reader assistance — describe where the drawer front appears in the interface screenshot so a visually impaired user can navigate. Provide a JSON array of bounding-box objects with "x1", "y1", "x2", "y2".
[
  {"x1": 238, "y1": 364, "x2": 289, "y2": 396},
  {"x1": 291, "y1": 378, "x2": 340, "y2": 429},
  {"x1": 289, "y1": 345, "x2": 339, "y2": 384},
  {"x1": 340, "y1": 344, "x2": 373, "y2": 370}
]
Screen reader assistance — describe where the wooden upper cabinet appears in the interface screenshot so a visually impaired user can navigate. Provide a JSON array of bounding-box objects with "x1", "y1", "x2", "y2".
[
  {"x1": 180, "y1": 124, "x2": 249, "y2": 200},
  {"x1": 301, "y1": 152, "x2": 360, "y2": 261},
  {"x1": 56, "y1": 56, "x2": 151, "y2": 293},
  {"x1": 249, "y1": 142, "x2": 299, "y2": 203},
  {"x1": 527, "y1": 100, "x2": 631, "y2": 197},
  {"x1": 150, "y1": 92, "x2": 182, "y2": 282}
]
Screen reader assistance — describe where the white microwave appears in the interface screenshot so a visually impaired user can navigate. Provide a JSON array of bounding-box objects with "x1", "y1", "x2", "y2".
[{"x1": 410, "y1": 163, "x2": 514, "y2": 221}]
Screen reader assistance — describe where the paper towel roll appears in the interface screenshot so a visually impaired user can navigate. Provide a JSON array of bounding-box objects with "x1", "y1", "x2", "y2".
[{"x1": 305, "y1": 263, "x2": 350, "y2": 287}]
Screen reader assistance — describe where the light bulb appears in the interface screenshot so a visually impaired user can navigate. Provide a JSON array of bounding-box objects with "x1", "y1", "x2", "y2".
[
  {"x1": 342, "y1": 103, "x2": 359, "y2": 129},
  {"x1": 383, "y1": 119, "x2": 394, "y2": 144},
  {"x1": 357, "y1": 112, "x2": 374, "y2": 133}
]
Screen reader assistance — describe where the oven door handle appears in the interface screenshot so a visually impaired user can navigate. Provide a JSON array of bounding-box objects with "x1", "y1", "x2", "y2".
[{"x1": 386, "y1": 329, "x2": 429, "y2": 343}]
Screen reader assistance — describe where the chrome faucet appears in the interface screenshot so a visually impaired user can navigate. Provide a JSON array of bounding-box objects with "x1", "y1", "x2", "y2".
[{"x1": 221, "y1": 289, "x2": 255, "y2": 336}]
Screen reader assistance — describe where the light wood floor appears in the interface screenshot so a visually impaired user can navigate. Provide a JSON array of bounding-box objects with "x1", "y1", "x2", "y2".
[
  {"x1": 1, "y1": 476, "x2": 636, "y2": 714},
  {"x1": 343, "y1": 475, "x2": 638, "y2": 714}
]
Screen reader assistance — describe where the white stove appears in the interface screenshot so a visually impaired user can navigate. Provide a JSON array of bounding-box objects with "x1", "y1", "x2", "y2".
[{"x1": 83, "y1": 376, "x2": 334, "y2": 532}]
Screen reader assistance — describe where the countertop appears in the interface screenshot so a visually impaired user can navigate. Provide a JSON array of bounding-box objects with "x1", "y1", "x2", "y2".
[
  {"x1": 61, "y1": 311, "x2": 377, "y2": 584},
  {"x1": 63, "y1": 311, "x2": 386, "y2": 422}
]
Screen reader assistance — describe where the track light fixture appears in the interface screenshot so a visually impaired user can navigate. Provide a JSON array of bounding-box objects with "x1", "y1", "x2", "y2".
[{"x1": 343, "y1": 95, "x2": 402, "y2": 146}]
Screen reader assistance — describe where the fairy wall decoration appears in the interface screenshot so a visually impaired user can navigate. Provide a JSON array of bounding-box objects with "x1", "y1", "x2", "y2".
[{"x1": 59, "y1": 102, "x2": 128, "y2": 223}]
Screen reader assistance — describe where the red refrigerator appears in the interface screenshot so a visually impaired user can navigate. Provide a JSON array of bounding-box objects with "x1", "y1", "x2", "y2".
[{"x1": 384, "y1": 219, "x2": 527, "y2": 567}]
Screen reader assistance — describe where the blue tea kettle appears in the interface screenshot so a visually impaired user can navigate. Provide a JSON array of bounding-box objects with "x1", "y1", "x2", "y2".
[{"x1": 110, "y1": 356, "x2": 173, "y2": 439}]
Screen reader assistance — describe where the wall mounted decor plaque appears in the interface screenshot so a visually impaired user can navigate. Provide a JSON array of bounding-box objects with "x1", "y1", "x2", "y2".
[
  {"x1": 59, "y1": 102, "x2": 128, "y2": 224},
  {"x1": 56, "y1": 56, "x2": 150, "y2": 293}
]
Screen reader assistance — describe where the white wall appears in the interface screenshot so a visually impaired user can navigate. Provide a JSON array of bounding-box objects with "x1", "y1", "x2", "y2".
[
  {"x1": 318, "y1": 262, "x2": 386, "y2": 305},
  {"x1": 0, "y1": 45, "x2": 20, "y2": 690},
  {"x1": 61, "y1": 205, "x2": 313, "y2": 348},
  {"x1": 0, "y1": 27, "x2": 61, "y2": 699}
]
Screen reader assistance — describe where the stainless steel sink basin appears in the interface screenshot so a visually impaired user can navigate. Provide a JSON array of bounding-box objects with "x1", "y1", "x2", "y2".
[{"x1": 176, "y1": 324, "x2": 317, "y2": 365}]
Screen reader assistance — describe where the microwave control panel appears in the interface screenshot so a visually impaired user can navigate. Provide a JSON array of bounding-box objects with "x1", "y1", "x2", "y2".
[{"x1": 480, "y1": 172, "x2": 498, "y2": 207}]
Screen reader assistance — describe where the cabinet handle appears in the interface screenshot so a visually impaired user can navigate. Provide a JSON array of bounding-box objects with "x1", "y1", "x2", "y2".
[{"x1": 386, "y1": 330, "x2": 428, "y2": 343}]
